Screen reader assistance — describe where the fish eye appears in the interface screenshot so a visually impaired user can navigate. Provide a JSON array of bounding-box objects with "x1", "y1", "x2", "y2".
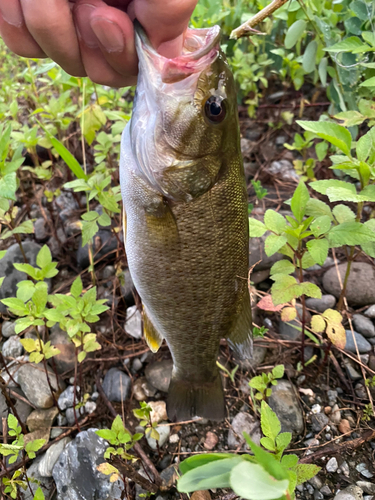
[{"x1": 204, "y1": 96, "x2": 226, "y2": 124}]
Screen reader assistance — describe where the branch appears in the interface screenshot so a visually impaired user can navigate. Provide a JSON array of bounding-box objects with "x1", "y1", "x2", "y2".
[{"x1": 230, "y1": 0, "x2": 289, "y2": 39}]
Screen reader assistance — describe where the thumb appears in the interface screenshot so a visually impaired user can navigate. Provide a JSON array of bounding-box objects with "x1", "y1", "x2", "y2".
[{"x1": 132, "y1": 0, "x2": 197, "y2": 58}]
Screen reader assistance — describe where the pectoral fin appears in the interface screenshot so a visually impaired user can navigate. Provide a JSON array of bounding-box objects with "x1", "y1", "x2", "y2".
[
  {"x1": 227, "y1": 288, "x2": 253, "y2": 360},
  {"x1": 143, "y1": 307, "x2": 164, "y2": 353}
]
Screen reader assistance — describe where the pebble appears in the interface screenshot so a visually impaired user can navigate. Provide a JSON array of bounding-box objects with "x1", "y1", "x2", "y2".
[
  {"x1": 345, "y1": 330, "x2": 372, "y2": 354},
  {"x1": 323, "y1": 262, "x2": 375, "y2": 307},
  {"x1": 52, "y1": 428, "x2": 122, "y2": 500},
  {"x1": 120, "y1": 269, "x2": 135, "y2": 305},
  {"x1": 268, "y1": 380, "x2": 304, "y2": 435},
  {"x1": 279, "y1": 305, "x2": 311, "y2": 341},
  {"x1": 305, "y1": 295, "x2": 336, "y2": 313},
  {"x1": 268, "y1": 160, "x2": 299, "y2": 182},
  {"x1": 169, "y1": 434, "x2": 179, "y2": 444},
  {"x1": 352, "y1": 314, "x2": 375, "y2": 338},
  {"x1": 58, "y1": 386, "x2": 77, "y2": 411},
  {"x1": 333, "y1": 485, "x2": 364, "y2": 500},
  {"x1": 228, "y1": 412, "x2": 261, "y2": 449},
  {"x1": 357, "y1": 482, "x2": 375, "y2": 495},
  {"x1": 145, "y1": 423, "x2": 170, "y2": 450},
  {"x1": 2, "y1": 335, "x2": 23, "y2": 358},
  {"x1": 66, "y1": 406, "x2": 85, "y2": 426},
  {"x1": 85, "y1": 401, "x2": 97, "y2": 414},
  {"x1": 237, "y1": 345, "x2": 267, "y2": 371},
  {"x1": 341, "y1": 461, "x2": 350, "y2": 477},
  {"x1": 38, "y1": 437, "x2": 72, "y2": 477},
  {"x1": 343, "y1": 358, "x2": 362, "y2": 380},
  {"x1": 321, "y1": 486, "x2": 332, "y2": 496},
  {"x1": 326, "y1": 457, "x2": 338, "y2": 473},
  {"x1": 125, "y1": 305, "x2": 143, "y2": 340},
  {"x1": 49, "y1": 327, "x2": 76, "y2": 374},
  {"x1": 365, "y1": 304, "x2": 375, "y2": 318},
  {"x1": 133, "y1": 377, "x2": 157, "y2": 401},
  {"x1": 0, "y1": 387, "x2": 31, "y2": 425},
  {"x1": 148, "y1": 401, "x2": 168, "y2": 424},
  {"x1": 18, "y1": 363, "x2": 65, "y2": 409},
  {"x1": 1, "y1": 321, "x2": 16, "y2": 338},
  {"x1": 132, "y1": 358, "x2": 143, "y2": 372},
  {"x1": 339, "y1": 419, "x2": 351, "y2": 434},
  {"x1": 311, "y1": 404, "x2": 322, "y2": 414},
  {"x1": 309, "y1": 476, "x2": 323, "y2": 489},
  {"x1": 327, "y1": 390, "x2": 338, "y2": 405},
  {"x1": 204, "y1": 431, "x2": 219, "y2": 450},
  {"x1": 311, "y1": 413, "x2": 330, "y2": 433},
  {"x1": 34, "y1": 217, "x2": 49, "y2": 241},
  {"x1": 251, "y1": 269, "x2": 270, "y2": 284},
  {"x1": 27, "y1": 407, "x2": 59, "y2": 432},
  {"x1": 356, "y1": 463, "x2": 374, "y2": 479},
  {"x1": 330, "y1": 404, "x2": 341, "y2": 425},
  {"x1": 355, "y1": 383, "x2": 367, "y2": 399},
  {"x1": 102, "y1": 367, "x2": 131, "y2": 402},
  {"x1": 24, "y1": 456, "x2": 54, "y2": 499},
  {"x1": 145, "y1": 359, "x2": 173, "y2": 393}
]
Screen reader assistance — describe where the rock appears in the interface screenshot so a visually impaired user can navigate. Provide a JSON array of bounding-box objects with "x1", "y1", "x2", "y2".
[
  {"x1": 58, "y1": 386, "x2": 77, "y2": 411},
  {"x1": 0, "y1": 388, "x2": 32, "y2": 428},
  {"x1": 77, "y1": 229, "x2": 120, "y2": 269},
  {"x1": 341, "y1": 461, "x2": 350, "y2": 477},
  {"x1": 102, "y1": 368, "x2": 131, "y2": 402},
  {"x1": 148, "y1": 401, "x2": 168, "y2": 424},
  {"x1": 145, "y1": 423, "x2": 170, "y2": 450},
  {"x1": 133, "y1": 377, "x2": 157, "y2": 400},
  {"x1": 145, "y1": 359, "x2": 173, "y2": 393},
  {"x1": 66, "y1": 407, "x2": 85, "y2": 426},
  {"x1": 38, "y1": 437, "x2": 72, "y2": 477},
  {"x1": 365, "y1": 305, "x2": 375, "y2": 318},
  {"x1": 279, "y1": 305, "x2": 311, "y2": 341},
  {"x1": 49, "y1": 328, "x2": 75, "y2": 374},
  {"x1": 2, "y1": 335, "x2": 23, "y2": 358},
  {"x1": 343, "y1": 358, "x2": 362, "y2": 380},
  {"x1": 48, "y1": 228, "x2": 67, "y2": 258},
  {"x1": 339, "y1": 419, "x2": 351, "y2": 434},
  {"x1": 360, "y1": 354, "x2": 369, "y2": 365},
  {"x1": 27, "y1": 407, "x2": 59, "y2": 432},
  {"x1": 251, "y1": 269, "x2": 270, "y2": 284},
  {"x1": 18, "y1": 363, "x2": 65, "y2": 409},
  {"x1": 169, "y1": 434, "x2": 179, "y2": 444},
  {"x1": 228, "y1": 412, "x2": 261, "y2": 449},
  {"x1": 355, "y1": 383, "x2": 367, "y2": 399},
  {"x1": 132, "y1": 358, "x2": 143, "y2": 372},
  {"x1": 323, "y1": 262, "x2": 375, "y2": 307},
  {"x1": 249, "y1": 231, "x2": 283, "y2": 271},
  {"x1": 34, "y1": 217, "x2": 49, "y2": 241},
  {"x1": 357, "y1": 482, "x2": 375, "y2": 495},
  {"x1": 125, "y1": 306, "x2": 142, "y2": 340},
  {"x1": 333, "y1": 485, "x2": 363, "y2": 500},
  {"x1": 327, "y1": 390, "x2": 338, "y2": 405},
  {"x1": 85, "y1": 401, "x2": 97, "y2": 414},
  {"x1": 25, "y1": 428, "x2": 51, "y2": 446},
  {"x1": 268, "y1": 160, "x2": 299, "y2": 183},
  {"x1": 0, "y1": 242, "x2": 42, "y2": 313},
  {"x1": 52, "y1": 428, "x2": 122, "y2": 500},
  {"x1": 352, "y1": 314, "x2": 375, "y2": 338},
  {"x1": 311, "y1": 413, "x2": 330, "y2": 432},
  {"x1": 160, "y1": 464, "x2": 179, "y2": 489},
  {"x1": 268, "y1": 380, "x2": 303, "y2": 435},
  {"x1": 1, "y1": 321, "x2": 16, "y2": 338},
  {"x1": 356, "y1": 463, "x2": 374, "y2": 479},
  {"x1": 204, "y1": 431, "x2": 219, "y2": 450},
  {"x1": 305, "y1": 295, "x2": 336, "y2": 313},
  {"x1": 326, "y1": 457, "x2": 338, "y2": 473},
  {"x1": 321, "y1": 486, "x2": 332, "y2": 496},
  {"x1": 119, "y1": 269, "x2": 135, "y2": 305},
  {"x1": 24, "y1": 455, "x2": 54, "y2": 500},
  {"x1": 330, "y1": 404, "x2": 341, "y2": 425},
  {"x1": 237, "y1": 345, "x2": 267, "y2": 371},
  {"x1": 345, "y1": 330, "x2": 372, "y2": 354}
]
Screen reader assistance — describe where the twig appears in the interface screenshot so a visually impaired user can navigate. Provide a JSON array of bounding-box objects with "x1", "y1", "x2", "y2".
[
  {"x1": 109, "y1": 457, "x2": 159, "y2": 494},
  {"x1": 231, "y1": 0, "x2": 289, "y2": 39}
]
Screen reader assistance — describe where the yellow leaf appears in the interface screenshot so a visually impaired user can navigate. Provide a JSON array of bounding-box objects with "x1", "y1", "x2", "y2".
[
  {"x1": 326, "y1": 321, "x2": 346, "y2": 349},
  {"x1": 20, "y1": 338, "x2": 37, "y2": 353},
  {"x1": 97, "y1": 462, "x2": 119, "y2": 476},
  {"x1": 281, "y1": 306, "x2": 297, "y2": 322},
  {"x1": 311, "y1": 315, "x2": 326, "y2": 333},
  {"x1": 322, "y1": 309, "x2": 342, "y2": 323}
]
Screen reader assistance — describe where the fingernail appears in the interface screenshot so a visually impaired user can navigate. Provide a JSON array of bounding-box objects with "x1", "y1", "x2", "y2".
[
  {"x1": 75, "y1": 4, "x2": 98, "y2": 48},
  {"x1": 91, "y1": 17, "x2": 124, "y2": 53},
  {"x1": 0, "y1": 2, "x2": 23, "y2": 27}
]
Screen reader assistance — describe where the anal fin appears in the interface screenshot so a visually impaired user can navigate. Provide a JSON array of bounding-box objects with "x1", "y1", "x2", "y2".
[
  {"x1": 143, "y1": 306, "x2": 164, "y2": 353},
  {"x1": 227, "y1": 287, "x2": 253, "y2": 360}
]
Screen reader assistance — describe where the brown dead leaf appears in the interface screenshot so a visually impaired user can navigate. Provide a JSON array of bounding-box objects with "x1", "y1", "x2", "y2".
[
  {"x1": 191, "y1": 491, "x2": 212, "y2": 500},
  {"x1": 257, "y1": 294, "x2": 285, "y2": 312}
]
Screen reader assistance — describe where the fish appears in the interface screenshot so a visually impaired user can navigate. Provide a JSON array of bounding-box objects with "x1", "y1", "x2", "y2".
[{"x1": 119, "y1": 22, "x2": 252, "y2": 421}]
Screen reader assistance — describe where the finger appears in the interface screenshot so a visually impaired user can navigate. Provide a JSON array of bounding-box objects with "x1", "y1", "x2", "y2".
[
  {"x1": 134, "y1": 0, "x2": 198, "y2": 58},
  {"x1": 0, "y1": 0, "x2": 45, "y2": 58},
  {"x1": 19, "y1": 0, "x2": 86, "y2": 76},
  {"x1": 74, "y1": 0, "x2": 137, "y2": 87}
]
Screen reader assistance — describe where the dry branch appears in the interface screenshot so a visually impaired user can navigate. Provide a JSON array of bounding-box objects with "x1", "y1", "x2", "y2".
[{"x1": 230, "y1": 0, "x2": 289, "y2": 39}]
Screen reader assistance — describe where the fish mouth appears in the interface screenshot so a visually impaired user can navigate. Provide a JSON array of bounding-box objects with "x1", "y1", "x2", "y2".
[{"x1": 134, "y1": 21, "x2": 221, "y2": 84}]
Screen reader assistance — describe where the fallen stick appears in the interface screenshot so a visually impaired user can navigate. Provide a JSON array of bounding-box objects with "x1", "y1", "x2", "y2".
[{"x1": 231, "y1": 0, "x2": 289, "y2": 39}]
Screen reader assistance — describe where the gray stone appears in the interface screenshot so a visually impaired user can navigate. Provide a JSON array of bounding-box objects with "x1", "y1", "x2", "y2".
[
  {"x1": 38, "y1": 437, "x2": 72, "y2": 477},
  {"x1": 323, "y1": 262, "x2": 375, "y2": 307},
  {"x1": 326, "y1": 457, "x2": 338, "y2": 472},
  {"x1": 145, "y1": 423, "x2": 170, "y2": 450},
  {"x1": 311, "y1": 413, "x2": 330, "y2": 433},
  {"x1": 85, "y1": 401, "x2": 97, "y2": 414},
  {"x1": 365, "y1": 305, "x2": 375, "y2": 318},
  {"x1": 343, "y1": 358, "x2": 362, "y2": 380},
  {"x1": 125, "y1": 305, "x2": 142, "y2": 340},
  {"x1": 308, "y1": 476, "x2": 323, "y2": 489},
  {"x1": 357, "y1": 482, "x2": 375, "y2": 495},
  {"x1": 34, "y1": 217, "x2": 49, "y2": 241},
  {"x1": 330, "y1": 404, "x2": 341, "y2": 425},
  {"x1": 279, "y1": 305, "x2": 311, "y2": 341},
  {"x1": 0, "y1": 388, "x2": 32, "y2": 429},
  {"x1": 1, "y1": 321, "x2": 16, "y2": 338},
  {"x1": 132, "y1": 358, "x2": 143, "y2": 372},
  {"x1": 356, "y1": 463, "x2": 374, "y2": 479},
  {"x1": 341, "y1": 461, "x2": 350, "y2": 477},
  {"x1": 305, "y1": 295, "x2": 336, "y2": 313},
  {"x1": 77, "y1": 229, "x2": 120, "y2": 269},
  {"x1": 352, "y1": 314, "x2": 375, "y2": 338},
  {"x1": 58, "y1": 386, "x2": 77, "y2": 411},
  {"x1": 327, "y1": 390, "x2": 338, "y2": 404},
  {"x1": 18, "y1": 363, "x2": 65, "y2": 409},
  {"x1": 66, "y1": 406, "x2": 85, "y2": 426},
  {"x1": 2, "y1": 336, "x2": 23, "y2": 358},
  {"x1": 120, "y1": 269, "x2": 135, "y2": 305},
  {"x1": 23, "y1": 455, "x2": 54, "y2": 500},
  {"x1": 268, "y1": 160, "x2": 299, "y2": 182},
  {"x1": 333, "y1": 485, "x2": 363, "y2": 500},
  {"x1": 52, "y1": 428, "x2": 122, "y2": 500},
  {"x1": 363, "y1": 496, "x2": 374, "y2": 500},
  {"x1": 145, "y1": 359, "x2": 173, "y2": 393},
  {"x1": 345, "y1": 330, "x2": 372, "y2": 354},
  {"x1": 102, "y1": 367, "x2": 131, "y2": 402},
  {"x1": 228, "y1": 412, "x2": 261, "y2": 449},
  {"x1": 251, "y1": 269, "x2": 270, "y2": 284},
  {"x1": 321, "y1": 486, "x2": 332, "y2": 496},
  {"x1": 49, "y1": 327, "x2": 75, "y2": 374},
  {"x1": 133, "y1": 377, "x2": 157, "y2": 401},
  {"x1": 237, "y1": 345, "x2": 267, "y2": 371},
  {"x1": 268, "y1": 380, "x2": 303, "y2": 435},
  {"x1": 0, "y1": 242, "x2": 42, "y2": 313}
]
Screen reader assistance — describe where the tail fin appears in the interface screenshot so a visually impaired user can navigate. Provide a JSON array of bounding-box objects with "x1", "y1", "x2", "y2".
[{"x1": 167, "y1": 373, "x2": 225, "y2": 422}]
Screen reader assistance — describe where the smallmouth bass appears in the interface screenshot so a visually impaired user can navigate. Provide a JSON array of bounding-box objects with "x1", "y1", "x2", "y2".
[{"x1": 120, "y1": 23, "x2": 252, "y2": 421}]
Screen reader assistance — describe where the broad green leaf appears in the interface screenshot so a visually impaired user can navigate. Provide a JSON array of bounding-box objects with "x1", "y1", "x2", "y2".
[
  {"x1": 297, "y1": 121, "x2": 352, "y2": 156},
  {"x1": 249, "y1": 218, "x2": 267, "y2": 237},
  {"x1": 260, "y1": 436, "x2": 276, "y2": 451},
  {"x1": 261, "y1": 401, "x2": 280, "y2": 442},
  {"x1": 350, "y1": 0, "x2": 369, "y2": 20},
  {"x1": 264, "y1": 210, "x2": 287, "y2": 234},
  {"x1": 82, "y1": 220, "x2": 99, "y2": 247},
  {"x1": 325, "y1": 36, "x2": 370, "y2": 53},
  {"x1": 7, "y1": 414, "x2": 19, "y2": 431},
  {"x1": 300, "y1": 251, "x2": 317, "y2": 269},
  {"x1": 36, "y1": 245, "x2": 52, "y2": 269},
  {"x1": 33, "y1": 487, "x2": 45, "y2": 500},
  {"x1": 293, "y1": 463, "x2": 321, "y2": 485},
  {"x1": 177, "y1": 457, "x2": 241, "y2": 492},
  {"x1": 361, "y1": 219, "x2": 375, "y2": 257},
  {"x1": 303, "y1": 40, "x2": 317, "y2": 73},
  {"x1": 318, "y1": 57, "x2": 328, "y2": 87},
  {"x1": 306, "y1": 239, "x2": 329, "y2": 265},
  {"x1": 334, "y1": 110, "x2": 365, "y2": 127},
  {"x1": 0, "y1": 173, "x2": 17, "y2": 201},
  {"x1": 328, "y1": 221, "x2": 375, "y2": 247},
  {"x1": 332, "y1": 204, "x2": 355, "y2": 223},
  {"x1": 265, "y1": 234, "x2": 287, "y2": 256},
  {"x1": 305, "y1": 199, "x2": 333, "y2": 219},
  {"x1": 310, "y1": 179, "x2": 355, "y2": 196},
  {"x1": 179, "y1": 453, "x2": 235, "y2": 474},
  {"x1": 315, "y1": 140, "x2": 328, "y2": 161},
  {"x1": 272, "y1": 364, "x2": 284, "y2": 378},
  {"x1": 271, "y1": 275, "x2": 302, "y2": 305},
  {"x1": 281, "y1": 454, "x2": 299, "y2": 468},
  {"x1": 284, "y1": 20, "x2": 307, "y2": 49},
  {"x1": 291, "y1": 181, "x2": 309, "y2": 223},
  {"x1": 325, "y1": 186, "x2": 363, "y2": 203},
  {"x1": 230, "y1": 461, "x2": 289, "y2": 500},
  {"x1": 71, "y1": 276, "x2": 83, "y2": 298},
  {"x1": 310, "y1": 216, "x2": 331, "y2": 237},
  {"x1": 244, "y1": 436, "x2": 288, "y2": 480},
  {"x1": 356, "y1": 127, "x2": 375, "y2": 163},
  {"x1": 360, "y1": 77, "x2": 375, "y2": 87},
  {"x1": 276, "y1": 432, "x2": 292, "y2": 453},
  {"x1": 270, "y1": 260, "x2": 295, "y2": 276},
  {"x1": 299, "y1": 282, "x2": 321, "y2": 299}
]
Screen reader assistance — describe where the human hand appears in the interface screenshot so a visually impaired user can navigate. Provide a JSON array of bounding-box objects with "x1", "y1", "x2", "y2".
[{"x1": 0, "y1": 0, "x2": 198, "y2": 87}]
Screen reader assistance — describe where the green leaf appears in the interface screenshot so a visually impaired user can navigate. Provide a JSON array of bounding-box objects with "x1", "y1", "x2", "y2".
[
  {"x1": 249, "y1": 218, "x2": 267, "y2": 237},
  {"x1": 297, "y1": 121, "x2": 352, "y2": 156},
  {"x1": 36, "y1": 245, "x2": 52, "y2": 269},
  {"x1": 310, "y1": 179, "x2": 354, "y2": 196},
  {"x1": 332, "y1": 204, "x2": 355, "y2": 223},
  {"x1": 271, "y1": 275, "x2": 302, "y2": 305},
  {"x1": 361, "y1": 219, "x2": 375, "y2": 258},
  {"x1": 276, "y1": 432, "x2": 292, "y2": 453},
  {"x1": 260, "y1": 401, "x2": 281, "y2": 442},
  {"x1": 96, "y1": 429, "x2": 116, "y2": 442},
  {"x1": 270, "y1": 260, "x2": 295, "y2": 276},
  {"x1": 306, "y1": 239, "x2": 329, "y2": 265},
  {"x1": 7, "y1": 414, "x2": 19, "y2": 431},
  {"x1": 318, "y1": 57, "x2": 328, "y2": 87},
  {"x1": 305, "y1": 199, "x2": 333, "y2": 219},
  {"x1": 350, "y1": 0, "x2": 369, "y2": 20},
  {"x1": 177, "y1": 457, "x2": 242, "y2": 492},
  {"x1": 302, "y1": 40, "x2": 317, "y2": 73},
  {"x1": 315, "y1": 140, "x2": 328, "y2": 161},
  {"x1": 356, "y1": 127, "x2": 375, "y2": 162},
  {"x1": 82, "y1": 220, "x2": 99, "y2": 247},
  {"x1": 334, "y1": 110, "x2": 365, "y2": 127},
  {"x1": 264, "y1": 210, "x2": 287, "y2": 234},
  {"x1": 281, "y1": 454, "x2": 299, "y2": 468},
  {"x1": 260, "y1": 436, "x2": 276, "y2": 451},
  {"x1": 291, "y1": 181, "x2": 309, "y2": 223},
  {"x1": 272, "y1": 364, "x2": 284, "y2": 379},
  {"x1": 265, "y1": 234, "x2": 287, "y2": 256},
  {"x1": 325, "y1": 36, "x2": 370, "y2": 53},
  {"x1": 299, "y1": 282, "x2": 322, "y2": 299},
  {"x1": 285, "y1": 20, "x2": 307, "y2": 49},
  {"x1": 360, "y1": 76, "x2": 375, "y2": 87},
  {"x1": 230, "y1": 461, "x2": 289, "y2": 500},
  {"x1": 293, "y1": 463, "x2": 321, "y2": 485},
  {"x1": 98, "y1": 213, "x2": 111, "y2": 226},
  {"x1": 71, "y1": 276, "x2": 83, "y2": 298},
  {"x1": 33, "y1": 487, "x2": 45, "y2": 500},
  {"x1": 82, "y1": 211, "x2": 99, "y2": 222},
  {"x1": 111, "y1": 415, "x2": 125, "y2": 434},
  {"x1": 0, "y1": 173, "x2": 17, "y2": 201},
  {"x1": 20, "y1": 338, "x2": 37, "y2": 353},
  {"x1": 328, "y1": 221, "x2": 375, "y2": 247},
  {"x1": 244, "y1": 436, "x2": 288, "y2": 480},
  {"x1": 310, "y1": 216, "x2": 331, "y2": 237}
]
